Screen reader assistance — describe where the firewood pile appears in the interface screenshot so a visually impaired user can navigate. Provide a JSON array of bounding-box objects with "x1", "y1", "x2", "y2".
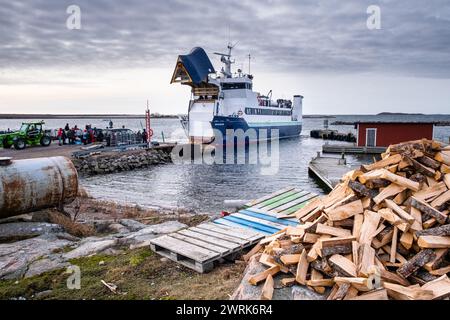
[{"x1": 244, "y1": 139, "x2": 450, "y2": 300}]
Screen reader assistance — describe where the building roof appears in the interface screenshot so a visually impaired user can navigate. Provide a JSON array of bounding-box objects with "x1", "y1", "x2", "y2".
[
  {"x1": 333, "y1": 120, "x2": 450, "y2": 126},
  {"x1": 170, "y1": 47, "x2": 215, "y2": 85}
]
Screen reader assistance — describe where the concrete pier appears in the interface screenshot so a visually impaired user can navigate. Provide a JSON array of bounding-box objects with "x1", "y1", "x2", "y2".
[{"x1": 308, "y1": 154, "x2": 362, "y2": 190}]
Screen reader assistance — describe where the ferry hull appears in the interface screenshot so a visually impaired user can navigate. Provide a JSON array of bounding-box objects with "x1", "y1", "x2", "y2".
[{"x1": 211, "y1": 116, "x2": 302, "y2": 144}]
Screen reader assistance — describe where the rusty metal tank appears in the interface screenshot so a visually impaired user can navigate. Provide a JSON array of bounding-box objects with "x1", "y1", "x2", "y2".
[{"x1": 0, "y1": 156, "x2": 78, "y2": 218}]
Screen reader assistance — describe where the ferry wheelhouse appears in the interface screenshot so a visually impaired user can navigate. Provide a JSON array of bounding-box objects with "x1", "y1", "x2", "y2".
[{"x1": 171, "y1": 45, "x2": 303, "y2": 144}]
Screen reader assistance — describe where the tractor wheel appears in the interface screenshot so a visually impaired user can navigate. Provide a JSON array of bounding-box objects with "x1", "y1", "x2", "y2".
[
  {"x1": 2, "y1": 140, "x2": 12, "y2": 149},
  {"x1": 14, "y1": 138, "x2": 26, "y2": 150},
  {"x1": 40, "y1": 136, "x2": 51, "y2": 147}
]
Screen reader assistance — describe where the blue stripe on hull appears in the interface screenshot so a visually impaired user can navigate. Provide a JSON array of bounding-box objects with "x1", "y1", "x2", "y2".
[{"x1": 211, "y1": 116, "x2": 302, "y2": 143}]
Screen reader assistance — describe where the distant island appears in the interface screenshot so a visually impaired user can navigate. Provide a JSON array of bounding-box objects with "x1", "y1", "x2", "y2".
[
  {"x1": 0, "y1": 114, "x2": 178, "y2": 119},
  {"x1": 377, "y1": 112, "x2": 424, "y2": 116}
]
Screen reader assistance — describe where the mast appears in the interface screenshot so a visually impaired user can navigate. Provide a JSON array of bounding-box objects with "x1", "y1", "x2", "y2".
[{"x1": 214, "y1": 42, "x2": 236, "y2": 78}]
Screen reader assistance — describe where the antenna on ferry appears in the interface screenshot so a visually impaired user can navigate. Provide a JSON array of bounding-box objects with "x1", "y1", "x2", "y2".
[{"x1": 248, "y1": 54, "x2": 251, "y2": 75}]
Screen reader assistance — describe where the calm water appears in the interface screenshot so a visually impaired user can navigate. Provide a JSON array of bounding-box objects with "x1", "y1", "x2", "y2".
[{"x1": 1, "y1": 115, "x2": 449, "y2": 213}]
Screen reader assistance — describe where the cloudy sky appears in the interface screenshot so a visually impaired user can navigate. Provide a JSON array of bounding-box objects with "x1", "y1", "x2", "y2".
[{"x1": 0, "y1": 0, "x2": 449, "y2": 115}]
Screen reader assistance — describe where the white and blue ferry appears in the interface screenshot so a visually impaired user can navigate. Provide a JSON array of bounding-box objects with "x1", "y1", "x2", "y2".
[{"x1": 171, "y1": 44, "x2": 303, "y2": 144}]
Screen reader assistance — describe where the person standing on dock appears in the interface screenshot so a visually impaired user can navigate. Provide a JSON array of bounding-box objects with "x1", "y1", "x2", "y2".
[{"x1": 142, "y1": 129, "x2": 148, "y2": 144}]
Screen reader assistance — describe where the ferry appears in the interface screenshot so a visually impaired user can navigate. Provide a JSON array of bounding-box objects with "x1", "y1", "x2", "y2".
[{"x1": 171, "y1": 44, "x2": 303, "y2": 144}]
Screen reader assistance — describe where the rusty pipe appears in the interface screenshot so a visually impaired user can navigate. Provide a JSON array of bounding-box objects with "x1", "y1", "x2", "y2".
[{"x1": 0, "y1": 156, "x2": 78, "y2": 219}]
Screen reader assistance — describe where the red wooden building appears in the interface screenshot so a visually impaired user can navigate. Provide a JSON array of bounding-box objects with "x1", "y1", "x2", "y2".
[{"x1": 356, "y1": 122, "x2": 434, "y2": 147}]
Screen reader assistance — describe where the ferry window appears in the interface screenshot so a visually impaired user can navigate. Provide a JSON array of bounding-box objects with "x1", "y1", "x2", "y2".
[{"x1": 222, "y1": 83, "x2": 246, "y2": 90}]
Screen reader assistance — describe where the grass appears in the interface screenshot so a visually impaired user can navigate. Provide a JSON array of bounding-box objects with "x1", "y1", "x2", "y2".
[{"x1": 0, "y1": 248, "x2": 245, "y2": 300}]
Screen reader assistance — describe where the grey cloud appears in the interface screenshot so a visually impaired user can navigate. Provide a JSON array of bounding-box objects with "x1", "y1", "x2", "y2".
[{"x1": 0, "y1": 0, "x2": 449, "y2": 78}]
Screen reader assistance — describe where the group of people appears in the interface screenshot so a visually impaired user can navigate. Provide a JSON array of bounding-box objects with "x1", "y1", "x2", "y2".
[{"x1": 57, "y1": 123, "x2": 104, "y2": 146}]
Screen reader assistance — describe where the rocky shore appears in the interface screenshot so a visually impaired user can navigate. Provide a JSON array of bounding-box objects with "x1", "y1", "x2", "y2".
[
  {"x1": 73, "y1": 148, "x2": 173, "y2": 176},
  {"x1": 0, "y1": 196, "x2": 246, "y2": 300}
]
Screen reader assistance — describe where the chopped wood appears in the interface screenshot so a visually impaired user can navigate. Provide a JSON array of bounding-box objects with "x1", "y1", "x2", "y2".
[
  {"x1": 384, "y1": 282, "x2": 434, "y2": 300},
  {"x1": 243, "y1": 243, "x2": 263, "y2": 262},
  {"x1": 260, "y1": 274, "x2": 274, "y2": 300},
  {"x1": 316, "y1": 223, "x2": 352, "y2": 237},
  {"x1": 415, "y1": 224, "x2": 450, "y2": 237},
  {"x1": 409, "y1": 196, "x2": 447, "y2": 224},
  {"x1": 373, "y1": 183, "x2": 407, "y2": 204},
  {"x1": 399, "y1": 231, "x2": 414, "y2": 250},
  {"x1": 325, "y1": 200, "x2": 364, "y2": 221},
  {"x1": 363, "y1": 154, "x2": 403, "y2": 171},
  {"x1": 384, "y1": 199, "x2": 415, "y2": 224},
  {"x1": 333, "y1": 283, "x2": 351, "y2": 300},
  {"x1": 396, "y1": 249, "x2": 436, "y2": 278},
  {"x1": 417, "y1": 156, "x2": 441, "y2": 170},
  {"x1": 245, "y1": 140, "x2": 450, "y2": 300},
  {"x1": 359, "y1": 210, "x2": 381, "y2": 245},
  {"x1": 295, "y1": 249, "x2": 309, "y2": 285},
  {"x1": 350, "y1": 289, "x2": 389, "y2": 300},
  {"x1": 429, "y1": 265, "x2": 450, "y2": 276},
  {"x1": 417, "y1": 235, "x2": 450, "y2": 248},
  {"x1": 390, "y1": 226, "x2": 399, "y2": 263},
  {"x1": 435, "y1": 151, "x2": 450, "y2": 166},
  {"x1": 280, "y1": 254, "x2": 301, "y2": 265},
  {"x1": 329, "y1": 254, "x2": 357, "y2": 277},
  {"x1": 420, "y1": 275, "x2": 450, "y2": 300},
  {"x1": 410, "y1": 157, "x2": 436, "y2": 177},
  {"x1": 280, "y1": 277, "x2": 296, "y2": 287},
  {"x1": 358, "y1": 243, "x2": 375, "y2": 277},
  {"x1": 248, "y1": 265, "x2": 280, "y2": 286},
  {"x1": 348, "y1": 180, "x2": 378, "y2": 198}
]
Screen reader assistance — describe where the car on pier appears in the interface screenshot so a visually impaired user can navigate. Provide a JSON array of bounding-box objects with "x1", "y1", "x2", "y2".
[{"x1": 0, "y1": 121, "x2": 52, "y2": 150}]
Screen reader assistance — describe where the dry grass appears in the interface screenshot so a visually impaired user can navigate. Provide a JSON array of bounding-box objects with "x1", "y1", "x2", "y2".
[{"x1": 47, "y1": 211, "x2": 95, "y2": 238}]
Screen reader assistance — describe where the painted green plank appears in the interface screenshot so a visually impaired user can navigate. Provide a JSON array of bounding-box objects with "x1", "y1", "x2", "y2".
[
  {"x1": 253, "y1": 190, "x2": 300, "y2": 208},
  {"x1": 261, "y1": 191, "x2": 310, "y2": 211},
  {"x1": 279, "y1": 195, "x2": 319, "y2": 215}
]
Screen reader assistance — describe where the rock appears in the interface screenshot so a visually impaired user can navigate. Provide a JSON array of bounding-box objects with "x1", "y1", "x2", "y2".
[
  {"x1": 0, "y1": 235, "x2": 74, "y2": 279},
  {"x1": 0, "y1": 222, "x2": 64, "y2": 242},
  {"x1": 119, "y1": 219, "x2": 147, "y2": 231},
  {"x1": 34, "y1": 290, "x2": 53, "y2": 299},
  {"x1": 108, "y1": 223, "x2": 129, "y2": 234},
  {"x1": 62, "y1": 238, "x2": 118, "y2": 260},
  {"x1": 30, "y1": 211, "x2": 53, "y2": 223},
  {"x1": 0, "y1": 214, "x2": 33, "y2": 224},
  {"x1": 25, "y1": 256, "x2": 69, "y2": 278},
  {"x1": 124, "y1": 221, "x2": 187, "y2": 249}
]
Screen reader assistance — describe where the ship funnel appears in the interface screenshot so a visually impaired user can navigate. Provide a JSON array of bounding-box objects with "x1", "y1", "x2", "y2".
[{"x1": 293, "y1": 95, "x2": 303, "y2": 121}]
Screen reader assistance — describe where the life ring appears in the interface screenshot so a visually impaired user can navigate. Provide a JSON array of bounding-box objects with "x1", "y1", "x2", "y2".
[{"x1": 148, "y1": 128, "x2": 154, "y2": 138}]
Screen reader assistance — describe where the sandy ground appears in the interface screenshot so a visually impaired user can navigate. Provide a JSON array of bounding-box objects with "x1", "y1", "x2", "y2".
[{"x1": 0, "y1": 143, "x2": 80, "y2": 160}]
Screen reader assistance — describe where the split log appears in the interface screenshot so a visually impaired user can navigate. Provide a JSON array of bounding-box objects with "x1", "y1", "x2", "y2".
[
  {"x1": 417, "y1": 235, "x2": 450, "y2": 249},
  {"x1": 295, "y1": 249, "x2": 309, "y2": 285},
  {"x1": 415, "y1": 224, "x2": 450, "y2": 237},
  {"x1": 420, "y1": 275, "x2": 450, "y2": 300},
  {"x1": 410, "y1": 157, "x2": 436, "y2": 177},
  {"x1": 384, "y1": 282, "x2": 434, "y2": 300},
  {"x1": 362, "y1": 154, "x2": 402, "y2": 171},
  {"x1": 248, "y1": 265, "x2": 280, "y2": 285},
  {"x1": 280, "y1": 277, "x2": 296, "y2": 287},
  {"x1": 417, "y1": 156, "x2": 441, "y2": 170},
  {"x1": 396, "y1": 249, "x2": 436, "y2": 278},
  {"x1": 409, "y1": 196, "x2": 447, "y2": 224},
  {"x1": 333, "y1": 283, "x2": 351, "y2": 300},
  {"x1": 328, "y1": 254, "x2": 357, "y2": 277},
  {"x1": 260, "y1": 274, "x2": 274, "y2": 300},
  {"x1": 316, "y1": 223, "x2": 352, "y2": 237},
  {"x1": 373, "y1": 183, "x2": 406, "y2": 204},
  {"x1": 424, "y1": 248, "x2": 448, "y2": 271},
  {"x1": 349, "y1": 289, "x2": 388, "y2": 300},
  {"x1": 357, "y1": 243, "x2": 375, "y2": 277},
  {"x1": 366, "y1": 179, "x2": 390, "y2": 189},
  {"x1": 325, "y1": 200, "x2": 364, "y2": 221},
  {"x1": 320, "y1": 236, "x2": 356, "y2": 257},
  {"x1": 385, "y1": 199, "x2": 415, "y2": 224},
  {"x1": 435, "y1": 151, "x2": 450, "y2": 166},
  {"x1": 359, "y1": 210, "x2": 381, "y2": 245},
  {"x1": 348, "y1": 180, "x2": 378, "y2": 198}
]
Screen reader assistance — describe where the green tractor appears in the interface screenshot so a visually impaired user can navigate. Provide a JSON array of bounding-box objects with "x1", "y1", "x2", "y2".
[{"x1": 0, "y1": 121, "x2": 52, "y2": 150}]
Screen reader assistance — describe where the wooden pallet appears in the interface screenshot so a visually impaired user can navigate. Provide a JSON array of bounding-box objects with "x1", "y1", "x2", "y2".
[{"x1": 149, "y1": 222, "x2": 264, "y2": 273}]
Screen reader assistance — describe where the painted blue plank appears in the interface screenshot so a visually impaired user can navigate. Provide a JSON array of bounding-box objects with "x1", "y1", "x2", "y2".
[
  {"x1": 213, "y1": 218, "x2": 272, "y2": 235},
  {"x1": 239, "y1": 209, "x2": 299, "y2": 226},
  {"x1": 223, "y1": 215, "x2": 279, "y2": 234}
]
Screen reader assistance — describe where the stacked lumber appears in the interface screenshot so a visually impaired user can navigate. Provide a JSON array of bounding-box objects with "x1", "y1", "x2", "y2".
[{"x1": 246, "y1": 139, "x2": 450, "y2": 300}]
